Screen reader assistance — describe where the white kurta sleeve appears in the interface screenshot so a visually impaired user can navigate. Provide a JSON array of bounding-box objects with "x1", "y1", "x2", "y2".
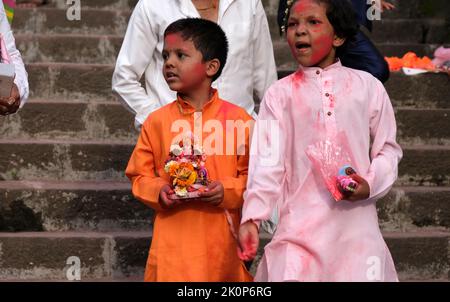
[
  {"x1": 251, "y1": 0, "x2": 277, "y2": 102},
  {"x1": 112, "y1": 0, "x2": 159, "y2": 127},
  {"x1": 241, "y1": 87, "x2": 286, "y2": 226},
  {"x1": 365, "y1": 81, "x2": 403, "y2": 201},
  {"x1": 1, "y1": 6, "x2": 29, "y2": 107}
]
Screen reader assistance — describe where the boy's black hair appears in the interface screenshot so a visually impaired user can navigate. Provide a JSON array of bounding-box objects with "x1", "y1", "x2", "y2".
[
  {"x1": 164, "y1": 18, "x2": 229, "y2": 82},
  {"x1": 284, "y1": 0, "x2": 359, "y2": 58}
]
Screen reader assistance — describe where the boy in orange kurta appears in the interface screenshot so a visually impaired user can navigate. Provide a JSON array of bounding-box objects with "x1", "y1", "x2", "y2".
[{"x1": 125, "y1": 18, "x2": 253, "y2": 282}]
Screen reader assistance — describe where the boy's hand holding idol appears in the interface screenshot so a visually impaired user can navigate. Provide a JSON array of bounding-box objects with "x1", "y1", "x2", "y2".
[{"x1": 158, "y1": 138, "x2": 225, "y2": 209}]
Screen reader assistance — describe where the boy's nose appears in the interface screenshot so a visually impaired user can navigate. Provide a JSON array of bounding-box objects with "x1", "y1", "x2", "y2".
[
  {"x1": 295, "y1": 23, "x2": 307, "y2": 36},
  {"x1": 165, "y1": 55, "x2": 175, "y2": 68}
]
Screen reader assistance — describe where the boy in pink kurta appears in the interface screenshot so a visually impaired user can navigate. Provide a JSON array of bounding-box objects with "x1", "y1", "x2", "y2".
[{"x1": 238, "y1": 0, "x2": 403, "y2": 281}]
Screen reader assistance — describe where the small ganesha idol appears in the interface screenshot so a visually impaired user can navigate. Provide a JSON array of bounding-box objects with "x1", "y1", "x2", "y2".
[{"x1": 163, "y1": 134, "x2": 210, "y2": 199}]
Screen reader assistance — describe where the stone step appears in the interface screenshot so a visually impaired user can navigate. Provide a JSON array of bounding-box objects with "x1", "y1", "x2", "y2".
[
  {"x1": 0, "y1": 139, "x2": 131, "y2": 181},
  {"x1": 0, "y1": 100, "x2": 137, "y2": 141},
  {"x1": 14, "y1": 8, "x2": 449, "y2": 45},
  {"x1": 42, "y1": 0, "x2": 450, "y2": 20},
  {"x1": 26, "y1": 63, "x2": 450, "y2": 106},
  {"x1": 0, "y1": 181, "x2": 448, "y2": 232},
  {"x1": 261, "y1": 0, "x2": 450, "y2": 20},
  {"x1": 16, "y1": 34, "x2": 123, "y2": 65},
  {"x1": 0, "y1": 181, "x2": 151, "y2": 232},
  {"x1": 378, "y1": 187, "x2": 450, "y2": 231},
  {"x1": 373, "y1": 0, "x2": 450, "y2": 19},
  {"x1": 1, "y1": 101, "x2": 449, "y2": 145},
  {"x1": 13, "y1": 8, "x2": 130, "y2": 35},
  {"x1": 0, "y1": 230, "x2": 447, "y2": 281},
  {"x1": 0, "y1": 140, "x2": 448, "y2": 184},
  {"x1": 17, "y1": 34, "x2": 447, "y2": 64},
  {"x1": 27, "y1": 63, "x2": 114, "y2": 100},
  {"x1": 278, "y1": 69, "x2": 450, "y2": 108},
  {"x1": 43, "y1": 0, "x2": 138, "y2": 10},
  {"x1": 371, "y1": 19, "x2": 450, "y2": 44},
  {"x1": 0, "y1": 231, "x2": 150, "y2": 280}
]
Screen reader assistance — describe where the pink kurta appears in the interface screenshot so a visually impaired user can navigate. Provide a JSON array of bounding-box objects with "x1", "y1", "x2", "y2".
[{"x1": 241, "y1": 61, "x2": 403, "y2": 282}]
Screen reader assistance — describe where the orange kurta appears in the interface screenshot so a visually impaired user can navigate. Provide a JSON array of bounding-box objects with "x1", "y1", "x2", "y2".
[{"x1": 126, "y1": 90, "x2": 253, "y2": 282}]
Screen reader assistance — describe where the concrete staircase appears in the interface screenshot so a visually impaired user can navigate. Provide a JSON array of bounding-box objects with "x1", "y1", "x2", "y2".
[{"x1": 0, "y1": 0, "x2": 448, "y2": 281}]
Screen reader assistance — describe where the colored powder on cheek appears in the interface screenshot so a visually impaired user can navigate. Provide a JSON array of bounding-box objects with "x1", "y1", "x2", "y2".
[
  {"x1": 194, "y1": 63, "x2": 205, "y2": 75},
  {"x1": 311, "y1": 34, "x2": 333, "y2": 63}
]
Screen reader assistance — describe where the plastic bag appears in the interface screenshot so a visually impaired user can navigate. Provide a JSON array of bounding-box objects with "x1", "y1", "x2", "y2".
[{"x1": 305, "y1": 131, "x2": 358, "y2": 201}]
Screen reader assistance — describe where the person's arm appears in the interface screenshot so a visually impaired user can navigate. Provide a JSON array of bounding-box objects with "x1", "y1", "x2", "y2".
[
  {"x1": 112, "y1": 0, "x2": 159, "y2": 127},
  {"x1": 251, "y1": 0, "x2": 278, "y2": 103},
  {"x1": 364, "y1": 81, "x2": 403, "y2": 201},
  {"x1": 0, "y1": 5, "x2": 28, "y2": 109},
  {"x1": 125, "y1": 118, "x2": 169, "y2": 212}
]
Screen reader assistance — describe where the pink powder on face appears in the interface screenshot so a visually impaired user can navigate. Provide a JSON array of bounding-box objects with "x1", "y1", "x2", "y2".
[
  {"x1": 193, "y1": 62, "x2": 206, "y2": 76},
  {"x1": 165, "y1": 33, "x2": 183, "y2": 46},
  {"x1": 292, "y1": 0, "x2": 316, "y2": 15},
  {"x1": 310, "y1": 34, "x2": 334, "y2": 64}
]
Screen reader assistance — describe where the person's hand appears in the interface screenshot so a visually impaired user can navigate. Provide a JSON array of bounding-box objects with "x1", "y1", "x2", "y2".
[
  {"x1": 237, "y1": 221, "x2": 259, "y2": 261},
  {"x1": 158, "y1": 184, "x2": 181, "y2": 209},
  {"x1": 196, "y1": 181, "x2": 224, "y2": 206},
  {"x1": 380, "y1": 0, "x2": 395, "y2": 12},
  {"x1": 0, "y1": 84, "x2": 21, "y2": 116},
  {"x1": 340, "y1": 174, "x2": 371, "y2": 202}
]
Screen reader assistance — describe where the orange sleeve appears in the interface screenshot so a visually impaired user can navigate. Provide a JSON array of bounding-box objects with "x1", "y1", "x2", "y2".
[
  {"x1": 126, "y1": 118, "x2": 168, "y2": 212},
  {"x1": 219, "y1": 112, "x2": 253, "y2": 210}
]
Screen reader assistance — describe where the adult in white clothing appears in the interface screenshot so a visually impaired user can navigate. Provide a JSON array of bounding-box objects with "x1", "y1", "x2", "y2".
[{"x1": 112, "y1": 0, "x2": 277, "y2": 129}]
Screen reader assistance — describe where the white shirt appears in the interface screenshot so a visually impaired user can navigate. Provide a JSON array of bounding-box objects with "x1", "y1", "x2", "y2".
[
  {"x1": 112, "y1": 0, "x2": 277, "y2": 128},
  {"x1": 0, "y1": 3, "x2": 29, "y2": 108}
]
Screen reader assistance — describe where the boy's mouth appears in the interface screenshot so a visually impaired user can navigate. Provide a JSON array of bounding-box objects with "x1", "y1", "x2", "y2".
[
  {"x1": 295, "y1": 42, "x2": 311, "y2": 52},
  {"x1": 165, "y1": 71, "x2": 179, "y2": 80}
]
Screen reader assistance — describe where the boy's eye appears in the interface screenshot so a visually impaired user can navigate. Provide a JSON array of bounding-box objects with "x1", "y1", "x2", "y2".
[
  {"x1": 309, "y1": 19, "x2": 320, "y2": 25},
  {"x1": 287, "y1": 22, "x2": 297, "y2": 27},
  {"x1": 177, "y1": 53, "x2": 186, "y2": 59},
  {"x1": 162, "y1": 53, "x2": 168, "y2": 60}
]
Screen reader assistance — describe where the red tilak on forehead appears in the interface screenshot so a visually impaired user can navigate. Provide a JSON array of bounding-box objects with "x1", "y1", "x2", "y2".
[
  {"x1": 292, "y1": 0, "x2": 325, "y2": 14},
  {"x1": 165, "y1": 33, "x2": 184, "y2": 45}
]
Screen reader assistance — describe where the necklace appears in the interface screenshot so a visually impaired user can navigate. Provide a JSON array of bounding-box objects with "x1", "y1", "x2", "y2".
[{"x1": 193, "y1": 0, "x2": 217, "y2": 11}]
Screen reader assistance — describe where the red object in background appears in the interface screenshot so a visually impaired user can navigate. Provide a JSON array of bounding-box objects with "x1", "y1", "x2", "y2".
[{"x1": 385, "y1": 52, "x2": 436, "y2": 72}]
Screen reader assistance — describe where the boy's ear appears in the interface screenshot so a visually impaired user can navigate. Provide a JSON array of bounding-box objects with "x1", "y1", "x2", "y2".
[
  {"x1": 333, "y1": 35, "x2": 346, "y2": 48},
  {"x1": 206, "y1": 58, "x2": 221, "y2": 79}
]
